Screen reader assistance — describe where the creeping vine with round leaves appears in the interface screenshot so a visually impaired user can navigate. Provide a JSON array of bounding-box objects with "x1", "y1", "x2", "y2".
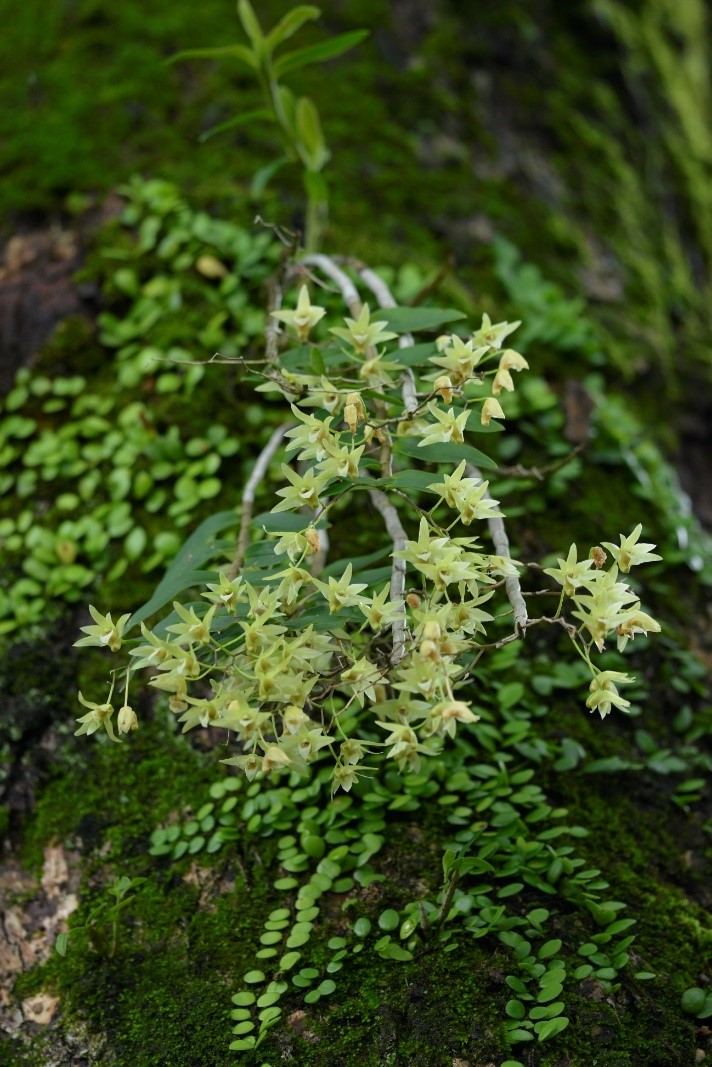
[{"x1": 74, "y1": 256, "x2": 662, "y2": 796}]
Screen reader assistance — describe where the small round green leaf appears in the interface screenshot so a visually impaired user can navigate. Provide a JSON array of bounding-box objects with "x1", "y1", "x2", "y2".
[
  {"x1": 232, "y1": 991, "x2": 256, "y2": 1006},
  {"x1": 353, "y1": 917, "x2": 371, "y2": 938},
  {"x1": 505, "y1": 999, "x2": 525, "y2": 1019},
  {"x1": 681, "y1": 987, "x2": 706, "y2": 1014},
  {"x1": 279, "y1": 951, "x2": 301, "y2": 970},
  {"x1": 378, "y1": 909, "x2": 399, "y2": 932},
  {"x1": 232, "y1": 1020, "x2": 255, "y2": 1035}
]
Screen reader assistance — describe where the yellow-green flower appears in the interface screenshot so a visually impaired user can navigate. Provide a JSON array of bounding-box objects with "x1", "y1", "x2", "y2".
[
  {"x1": 166, "y1": 602, "x2": 217, "y2": 645},
  {"x1": 472, "y1": 313, "x2": 521, "y2": 350},
  {"x1": 586, "y1": 670, "x2": 633, "y2": 719},
  {"x1": 428, "y1": 460, "x2": 501, "y2": 524},
  {"x1": 430, "y1": 335, "x2": 487, "y2": 383},
  {"x1": 480, "y1": 396, "x2": 505, "y2": 426},
  {"x1": 75, "y1": 606, "x2": 131, "y2": 653},
  {"x1": 418, "y1": 402, "x2": 470, "y2": 447},
  {"x1": 274, "y1": 464, "x2": 331, "y2": 512},
  {"x1": 602, "y1": 525, "x2": 662, "y2": 573},
  {"x1": 201, "y1": 572, "x2": 244, "y2": 614},
  {"x1": 312, "y1": 563, "x2": 368, "y2": 613},
  {"x1": 271, "y1": 285, "x2": 326, "y2": 341},
  {"x1": 544, "y1": 544, "x2": 596, "y2": 597},
  {"x1": 330, "y1": 304, "x2": 397, "y2": 354},
  {"x1": 75, "y1": 691, "x2": 119, "y2": 741}
]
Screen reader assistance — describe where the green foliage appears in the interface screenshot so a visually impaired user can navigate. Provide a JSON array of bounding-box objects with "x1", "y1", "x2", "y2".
[
  {"x1": 2, "y1": 4, "x2": 710, "y2": 1063},
  {"x1": 0, "y1": 178, "x2": 277, "y2": 635},
  {"x1": 75, "y1": 630, "x2": 703, "y2": 1062},
  {"x1": 681, "y1": 987, "x2": 712, "y2": 1020},
  {"x1": 170, "y1": 2, "x2": 368, "y2": 250},
  {"x1": 55, "y1": 876, "x2": 146, "y2": 959},
  {"x1": 493, "y1": 234, "x2": 712, "y2": 585},
  {"x1": 77, "y1": 277, "x2": 665, "y2": 790},
  {"x1": 67, "y1": 152, "x2": 706, "y2": 1067},
  {"x1": 60, "y1": 231, "x2": 710, "y2": 1061}
]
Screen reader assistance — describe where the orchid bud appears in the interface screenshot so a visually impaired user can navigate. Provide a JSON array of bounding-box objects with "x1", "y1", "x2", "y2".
[
  {"x1": 441, "y1": 699, "x2": 479, "y2": 724},
  {"x1": 492, "y1": 368, "x2": 514, "y2": 396},
  {"x1": 434, "y1": 376, "x2": 454, "y2": 403},
  {"x1": 306, "y1": 526, "x2": 321, "y2": 554},
  {"x1": 498, "y1": 349, "x2": 529, "y2": 372},
  {"x1": 481, "y1": 397, "x2": 505, "y2": 426},
  {"x1": 590, "y1": 545, "x2": 607, "y2": 569},
  {"x1": 344, "y1": 404, "x2": 359, "y2": 434},
  {"x1": 117, "y1": 705, "x2": 138, "y2": 733}
]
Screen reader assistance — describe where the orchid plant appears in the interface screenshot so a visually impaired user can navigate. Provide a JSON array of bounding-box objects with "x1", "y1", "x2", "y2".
[{"x1": 74, "y1": 259, "x2": 662, "y2": 796}]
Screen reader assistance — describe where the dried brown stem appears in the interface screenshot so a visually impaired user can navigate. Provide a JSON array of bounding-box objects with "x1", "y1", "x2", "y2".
[
  {"x1": 472, "y1": 614, "x2": 579, "y2": 656},
  {"x1": 408, "y1": 256, "x2": 454, "y2": 307},
  {"x1": 496, "y1": 443, "x2": 584, "y2": 482}
]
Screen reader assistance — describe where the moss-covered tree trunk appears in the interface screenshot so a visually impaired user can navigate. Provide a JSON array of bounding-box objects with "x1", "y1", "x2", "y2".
[{"x1": 1, "y1": 2, "x2": 711, "y2": 1065}]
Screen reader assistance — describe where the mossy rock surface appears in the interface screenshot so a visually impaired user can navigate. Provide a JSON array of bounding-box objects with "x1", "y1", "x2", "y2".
[{"x1": 1, "y1": 3, "x2": 712, "y2": 1065}]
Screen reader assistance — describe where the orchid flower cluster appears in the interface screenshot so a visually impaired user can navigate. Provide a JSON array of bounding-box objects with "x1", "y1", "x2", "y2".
[
  {"x1": 544, "y1": 530, "x2": 661, "y2": 717},
  {"x1": 74, "y1": 276, "x2": 662, "y2": 792}
]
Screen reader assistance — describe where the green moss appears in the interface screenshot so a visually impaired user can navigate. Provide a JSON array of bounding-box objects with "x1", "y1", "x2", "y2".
[
  {"x1": 2, "y1": 9, "x2": 710, "y2": 1064},
  {"x1": 20, "y1": 704, "x2": 219, "y2": 873},
  {"x1": 3, "y1": 0, "x2": 711, "y2": 400},
  {"x1": 279, "y1": 947, "x2": 504, "y2": 1067},
  {"x1": 51, "y1": 881, "x2": 254, "y2": 1066},
  {"x1": 0, "y1": 1033, "x2": 49, "y2": 1067},
  {"x1": 32, "y1": 316, "x2": 105, "y2": 377},
  {"x1": 0, "y1": 622, "x2": 75, "y2": 788},
  {"x1": 15, "y1": 665, "x2": 706, "y2": 1067}
]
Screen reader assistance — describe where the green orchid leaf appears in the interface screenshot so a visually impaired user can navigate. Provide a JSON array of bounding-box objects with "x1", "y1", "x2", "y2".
[
  {"x1": 166, "y1": 44, "x2": 257, "y2": 68},
  {"x1": 199, "y1": 109, "x2": 274, "y2": 144},
  {"x1": 377, "y1": 306, "x2": 467, "y2": 332},
  {"x1": 321, "y1": 546, "x2": 388, "y2": 577},
  {"x1": 295, "y1": 97, "x2": 329, "y2": 171},
  {"x1": 266, "y1": 6, "x2": 320, "y2": 51},
  {"x1": 251, "y1": 155, "x2": 291, "y2": 198},
  {"x1": 389, "y1": 341, "x2": 437, "y2": 366},
  {"x1": 128, "y1": 512, "x2": 238, "y2": 631},
  {"x1": 395, "y1": 437, "x2": 497, "y2": 470},
  {"x1": 237, "y1": 1, "x2": 264, "y2": 50},
  {"x1": 390, "y1": 470, "x2": 442, "y2": 493},
  {"x1": 273, "y1": 30, "x2": 369, "y2": 78}
]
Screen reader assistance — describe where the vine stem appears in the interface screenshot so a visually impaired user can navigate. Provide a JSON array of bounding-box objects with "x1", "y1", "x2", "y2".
[
  {"x1": 227, "y1": 423, "x2": 293, "y2": 580},
  {"x1": 464, "y1": 462, "x2": 528, "y2": 636},
  {"x1": 367, "y1": 487, "x2": 409, "y2": 665},
  {"x1": 299, "y1": 253, "x2": 361, "y2": 315},
  {"x1": 352, "y1": 259, "x2": 418, "y2": 414},
  {"x1": 297, "y1": 253, "x2": 412, "y2": 665},
  {"x1": 435, "y1": 868, "x2": 461, "y2": 936}
]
